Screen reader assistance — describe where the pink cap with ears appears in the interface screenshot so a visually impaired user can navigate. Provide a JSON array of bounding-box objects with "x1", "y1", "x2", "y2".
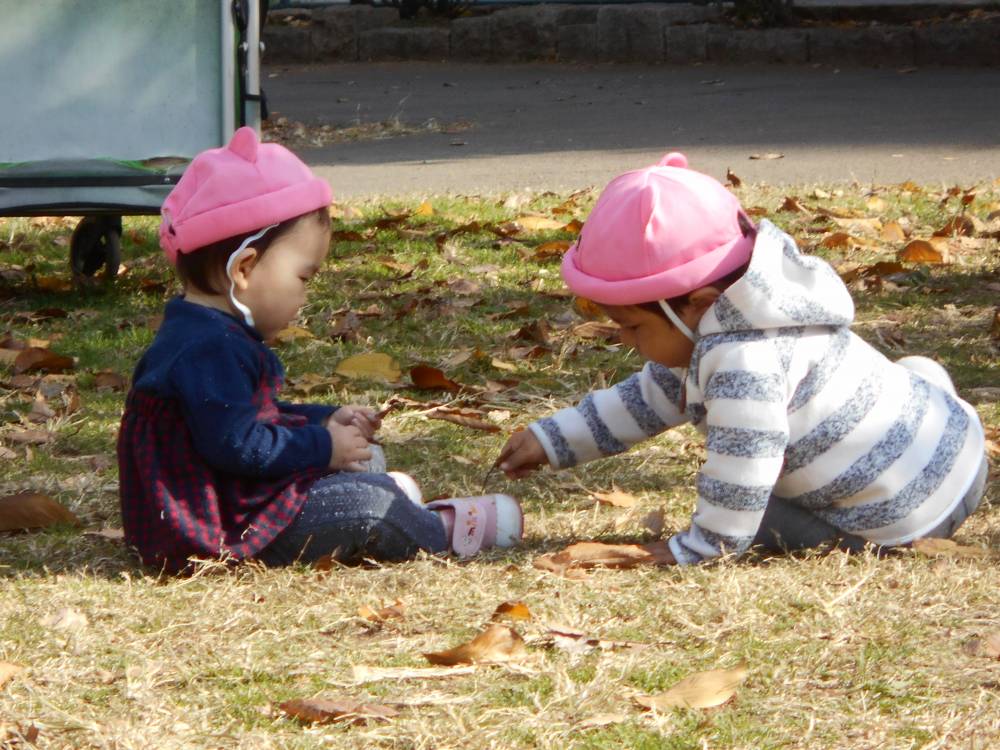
[
  {"x1": 159, "y1": 127, "x2": 332, "y2": 263},
  {"x1": 561, "y1": 152, "x2": 754, "y2": 305}
]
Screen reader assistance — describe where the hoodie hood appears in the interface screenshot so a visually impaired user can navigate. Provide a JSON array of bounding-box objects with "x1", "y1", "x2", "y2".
[{"x1": 697, "y1": 219, "x2": 854, "y2": 336}]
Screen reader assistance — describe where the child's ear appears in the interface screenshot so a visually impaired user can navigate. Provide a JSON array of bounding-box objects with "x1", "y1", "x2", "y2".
[
  {"x1": 229, "y1": 247, "x2": 259, "y2": 290},
  {"x1": 687, "y1": 286, "x2": 722, "y2": 312}
]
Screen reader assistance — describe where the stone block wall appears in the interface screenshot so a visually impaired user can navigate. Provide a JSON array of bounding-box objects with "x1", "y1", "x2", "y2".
[{"x1": 263, "y1": 5, "x2": 1000, "y2": 67}]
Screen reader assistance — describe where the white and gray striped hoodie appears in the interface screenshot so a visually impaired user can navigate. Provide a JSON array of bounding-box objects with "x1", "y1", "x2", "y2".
[{"x1": 530, "y1": 220, "x2": 986, "y2": 565}]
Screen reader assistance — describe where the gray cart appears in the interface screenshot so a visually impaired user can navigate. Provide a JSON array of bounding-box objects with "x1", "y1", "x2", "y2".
[{"x1": 0, "y1": 0, "x2": 265, "y2": 277}]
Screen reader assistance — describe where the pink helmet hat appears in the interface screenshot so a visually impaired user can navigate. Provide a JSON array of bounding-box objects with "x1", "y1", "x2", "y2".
[
  {"x1": 159, "y1": 127, "x2": 333, "y2": 263},
  {"x1": 561, "y1": 152, "x2": 754, "y2": 306}
]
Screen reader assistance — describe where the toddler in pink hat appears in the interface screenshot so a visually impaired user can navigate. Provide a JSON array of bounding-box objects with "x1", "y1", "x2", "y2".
[
  {"x1": 498, "y1": 153, "x2": 986, "y2": 565},
  {"x1": 118, "y1": 127, "x2": 521, "y2": 573}
]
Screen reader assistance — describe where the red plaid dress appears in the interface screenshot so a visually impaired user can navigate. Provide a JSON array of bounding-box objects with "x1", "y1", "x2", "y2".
[{"x1": 117, "y1": 298, "x2": 333, "y2": 573}]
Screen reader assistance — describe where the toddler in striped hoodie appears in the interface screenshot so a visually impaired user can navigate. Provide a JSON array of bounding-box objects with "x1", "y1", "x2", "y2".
[{"x1": 497, "y1": 153, "x2": 988, "y2": 565}]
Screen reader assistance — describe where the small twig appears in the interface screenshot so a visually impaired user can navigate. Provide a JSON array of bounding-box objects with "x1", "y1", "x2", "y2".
[{"x1": 480, "y1": 458, "x2": 501, "y2": 495}]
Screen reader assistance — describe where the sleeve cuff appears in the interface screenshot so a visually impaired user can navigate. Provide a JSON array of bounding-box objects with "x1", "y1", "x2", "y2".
[{"x1": 528, "y1": 421, "x2": 563, "y2": 470}]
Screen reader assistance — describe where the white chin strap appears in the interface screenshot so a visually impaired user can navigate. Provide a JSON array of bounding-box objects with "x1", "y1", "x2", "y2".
[
  {"x1": 658, "y1": 299, "x2": 697, "y2": 342},
  {"x1": 225, "y1": 224, "x2": 277, "y2": 328}
]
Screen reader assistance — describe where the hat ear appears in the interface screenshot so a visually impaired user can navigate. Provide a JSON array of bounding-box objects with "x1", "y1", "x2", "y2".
[
  {"x1": 657, "y1": 152, "x2": 688, "y2": 168},
  {"x1": 228, "y1": 126, "x2": 259, "y2": 163}
]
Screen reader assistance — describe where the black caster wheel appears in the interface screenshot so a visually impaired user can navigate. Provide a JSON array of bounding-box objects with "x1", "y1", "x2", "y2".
[{"x1": 70, "y1": 215, "x2": 122, "y2": 279}]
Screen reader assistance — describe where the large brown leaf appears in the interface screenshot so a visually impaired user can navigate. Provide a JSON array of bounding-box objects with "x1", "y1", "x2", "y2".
[
  {"x1": 13, "y1": 348, "x2": 74, "y2": 375},
  {"x1": 427, "y1": 408, "x2": 501, "y2": 433},
  {"x1": 279, "y1": 697, "x2": 398, "y2": 725},
  {"x1": 533, "y1": 541, "x2": 674, "y2": 574},
  {"x1": 635, "y1": 664, "x2": 749, "y2": 710},
  {"x1": 410, "y1": 365, "x2": 462, "y2": 393},
  {"x1": 424, "y1": 624, "x2": 528, "y2": 666},
  {"x1": 898, "y1": 239, "x2": 949, "y2": 264},
  {"x1": 592, "y1": 489, "x2": 639, "y2": 508},
  {"x1": 335, "y1": 352, "x2": 401, "y2": 382},
  {"x1": 491, "y1": 600, "x2": 533, "y2": 622},
  {"x1": 0, "y1": 492, "x2": 80, "y2": 531}
]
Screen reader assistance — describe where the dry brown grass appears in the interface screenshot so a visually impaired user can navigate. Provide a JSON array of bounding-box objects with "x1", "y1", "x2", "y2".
[{"x1": 1, "y1": 179, "x2": 998, "y2": 749}]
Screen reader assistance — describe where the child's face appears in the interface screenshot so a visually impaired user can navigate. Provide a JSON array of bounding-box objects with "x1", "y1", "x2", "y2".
[
  {"x1": 602, "y1": 303, "x2": 698, "y2": 369},
  {"x1": 241, "y1": 218, "x2": 330, "y2": 340}
]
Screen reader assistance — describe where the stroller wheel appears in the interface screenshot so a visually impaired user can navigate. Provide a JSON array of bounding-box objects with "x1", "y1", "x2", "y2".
[{"x1": 70, "y1": 215, "x2": 122, "y2": 279}]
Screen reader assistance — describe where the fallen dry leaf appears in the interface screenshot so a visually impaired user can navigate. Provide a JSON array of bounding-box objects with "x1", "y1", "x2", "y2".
[
  {"x1": 84, "y1": 528, "x2": 125, "y2": 541},
  {"x1": 912, "y1": 537, "x2": 989, "y2": 559},
  {"x1": 28, "y1": 396, "x2": 56, "y2": 423},
  {"x1": 635, "y1": 663, "x2": 749, "y2": 710},
  {"x1": 0, "y1": 722, "x2": 39, "y2": 746},
  {"x1": 545, "y1": 624, "x2": 649, "y2": 654},
  {"x1": 352, "y1": 664, "x2": 476, "y2": 683},
  {"x1": 491, "y1": 601, "x2": 533, "y2": 622},
  {"x1": 358, "y1": 599, "x2": 406, "y2": 623},
  {"x1": 441, "y1": 348, "x2": 476, "y2": 368},
  {"x1": 448, "y1": 278, "x2": 482, "y2": 296},
  {"x1": 273, "y1": 325, "x2": 314, "y2": 344},
  {"x1": 93, "y1": 371, "x2": 127, "y2": 391},
  {"x1": 779, "y1": 196, "x2": 807, "y2": 213},
  {"x1": 0, "y1": 663, "x2": 22, "y2": 689},
  {"x1": 963, "y1": 632, "x2": 1000, "y2": 660},
  {"x1": 328, "y1": 311, "x2": 363, "y2": 342},
  {"x1": 424, "y1": 624, "x2": 528, "y2": 666},
  {"x1": 410, "y1": 365, "x2": 462, "y2": 393},
  {"x1": 533, "y1": 540, "x2": 674, "y2": 574},
  {"x1": 516, "y1": 215, "x2": 565, "y2": 232},
  {"x1": 0, "y1": 492, "x2": 80, "y2": 531},
  {"x1": 933, "y1": 216, "x2": 976, "y2": 237},
  {"x1": 592, "y1": 489, "x2": 639, "y2": 508},
  {"x1": 749, "y1": 152, "x2": 783, "y2": 160},
  {"x1": 880, "y1": 221, "x2": 907, "y2": 242},
  {"x1": 4, "y1": 429, "x2": 54, "y2": 445},
  {"x1": 533, "y1": 240, "x2": 572, "y2": 260},
  {"x1": 574, "y1": 297, "x2": 607, "y2": 320},
  {"x1": 577, "y1": 713, "x2": 629, "y2": 729},
  {"x1": 13, "y1": 347, "x2": 74, "y2": 375},
  {"x1": 415, "y1": 200, "x2": 435, "y2": 217},
  {"x1": 898, "y1": 239, "x2": 949, "y2": 264},
  {"x1": 279, "y1": 697, "x2": 398, "y2": 725},
  {"x1": 725, "y1": 169, "x2": 742, "y2": 188},
  {"x1": 490, "y1": 357, "x2": 518, "y2": 372},
  {"x1": 820, "y1": 232, "x2": 854, "y2": 250},
  {"x1": 510, "y1": 320, "x2": 551, "y2": 345},
  {"x1": 427, "y1": 408, "x2": 501, "y2": 433},
  {"x1": 335, "y1": 352, "x2": 401, "y2": 382},
  {"x1": 571, "y1": 321, "x2": 619, "y2": 341},
  {"x1": 865, "y1": 195, "x2": 887, "y2": 213},
  {"x1": 641, "y1": 508, "x2": 666, "y2": 536},
  {"x1": 41, "y1": 607, "x2": 88, "y2": 632},
  {"x1": 287, "y1": 372, "x2": 341, "y2": 396}
]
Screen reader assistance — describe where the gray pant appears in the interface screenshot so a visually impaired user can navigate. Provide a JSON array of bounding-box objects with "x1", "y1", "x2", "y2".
[
  {"x1": 752, "y1": 456, "x2": 989, "y2": 554},
  {"x1": 258, "y1": 471, "x2": 448, "y2": 566}
]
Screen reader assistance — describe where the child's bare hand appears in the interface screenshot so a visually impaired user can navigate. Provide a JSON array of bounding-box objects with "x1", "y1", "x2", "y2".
[
  {"x1": 330, "y1": 405, "x2": 381, "y2": 441},
  {"x1": 498, "y1": 430, "x2": 548, "y2": 478},
  {"x1": 328, "y1": 420, "x2": 372, "y2": 471}
]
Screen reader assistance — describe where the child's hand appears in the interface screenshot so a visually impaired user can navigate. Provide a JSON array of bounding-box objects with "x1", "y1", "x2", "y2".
[
  {"x1": 330, "y1": 406, "x2": 381, "y2": 441},
  {"x1": 327, "y1": 419, "x2": 372, "y2": 471},
  {"x1": 497, "y1": 430, "x2": 549, "y2": 478}
]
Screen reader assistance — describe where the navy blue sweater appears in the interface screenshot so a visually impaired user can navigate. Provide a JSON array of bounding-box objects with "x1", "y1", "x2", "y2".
[{"x1": 131, "y1": 297, "x2": 335, "y2": 479}]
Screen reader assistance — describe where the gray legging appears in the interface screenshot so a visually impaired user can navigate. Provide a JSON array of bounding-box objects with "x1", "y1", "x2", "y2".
[
  {"x1": 258, "y1": 448, "x2": 447, "y2": 565},
  {"x1": 752, "y1": 456, "x2": 990, "y2": 553},
  {"x1": 258, "y1": 471, "x2": 448, "y2": 566}
]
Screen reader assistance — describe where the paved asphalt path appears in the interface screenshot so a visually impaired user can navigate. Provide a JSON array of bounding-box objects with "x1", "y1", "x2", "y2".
[{"x1": 264, "y1": 62, "x2": 1000, "y2": 197}]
